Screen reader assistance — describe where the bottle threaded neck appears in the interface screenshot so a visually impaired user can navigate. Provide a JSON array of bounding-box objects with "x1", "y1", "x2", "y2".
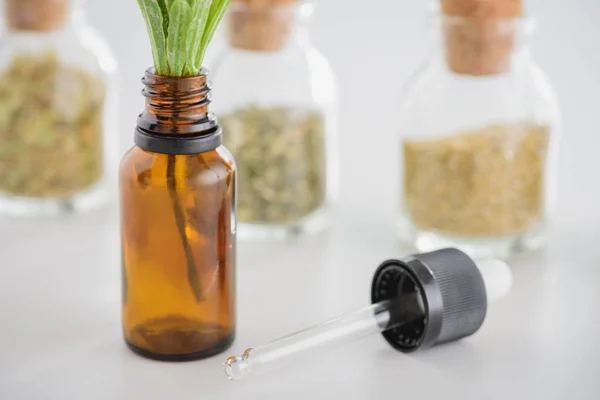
[
  {"x1": 137, "y1": 69, "x2": 217, "y2": 136},
  {"x1": 6, "y1": 0, "x2": 70, "y2": 32},
  {"x1": 135, "y1": 69, "x2": 222, "y2": 155}
]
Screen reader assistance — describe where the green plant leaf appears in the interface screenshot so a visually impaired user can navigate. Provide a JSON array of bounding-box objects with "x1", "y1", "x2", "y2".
[
  {"x1": 157, "y1": 0, "x2": 170, "y2": 37},
  {"x1": 137, "y1": 0, "x2": 231, "y2": 76},
  {"x1": 136, "y1": 0, "x2": 168, "y2": 75},
  {"x1": 164, "y1": 0, "x2": 176, "y2": 13},
  {"x1": 167, "y1": 0, "x2": 193, "y2": 76},
  {"x1": 197, "y1": 0, "x2": 231, "y2": 68},
  {"x1": 183, "y1": 0, "x2": 213, "y2": 75}
]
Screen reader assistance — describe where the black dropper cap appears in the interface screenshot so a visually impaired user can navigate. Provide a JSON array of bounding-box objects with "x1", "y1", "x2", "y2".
[{"x1": 371, "y1": 248, "x2": 488, "y2": 352}]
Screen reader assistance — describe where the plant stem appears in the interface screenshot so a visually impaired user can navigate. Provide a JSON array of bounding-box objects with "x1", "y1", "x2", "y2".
[{"x1": 167, "y1": 155, "x2": 204, "y2": 302}]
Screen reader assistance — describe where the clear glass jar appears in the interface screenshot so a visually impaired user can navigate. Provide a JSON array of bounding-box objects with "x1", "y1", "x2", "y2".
[
  {"x1": 396, "y1": 13, "x2": 560, "y2": 259},
  {"x1": 0, "y1": 0, "x2": 118, "y2": 216},
  {"x1": 211, "y1": 0, "x2": 338, "y2": 240}
]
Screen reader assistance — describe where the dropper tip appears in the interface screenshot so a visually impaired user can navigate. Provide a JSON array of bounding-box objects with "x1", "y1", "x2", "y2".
[
  {"x1": 223, "y1": 356, "x2": 241, "y2": 381},
  {"x1": 223, "y1": 348, "x2": 253, "y2": 381}
]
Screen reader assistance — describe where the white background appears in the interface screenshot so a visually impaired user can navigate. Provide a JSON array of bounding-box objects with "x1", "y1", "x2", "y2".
[{"x1": 1, "y1": 0, "x2": 600, "y2": 399}]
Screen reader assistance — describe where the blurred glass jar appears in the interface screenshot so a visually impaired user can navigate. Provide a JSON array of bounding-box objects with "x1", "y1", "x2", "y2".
[
  {"x1": 212, "y1": 0, "x2": 338, "y2": 240},
  {"x1": 396, "y1": 11, "x2": 560, "y2": 258},
  {"x1": 0, "y1": 0, "x2": 118, "y2": 216}
]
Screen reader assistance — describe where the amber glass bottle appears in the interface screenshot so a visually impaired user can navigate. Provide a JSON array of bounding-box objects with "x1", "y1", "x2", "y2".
[{"x1": 120, "y1": 70, "x2": 236, "y2": 361}]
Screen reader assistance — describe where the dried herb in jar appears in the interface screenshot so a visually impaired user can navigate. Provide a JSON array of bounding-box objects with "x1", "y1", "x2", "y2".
[
  {"x1": 403, "y1": 122, "x2": 548, "y2": 236},
  {"x1": 221, "y1": 106, "x2": 325, "y2": 224},
  {"x1": 0, "y1": 50, "x2": 105, "y2": 197}
]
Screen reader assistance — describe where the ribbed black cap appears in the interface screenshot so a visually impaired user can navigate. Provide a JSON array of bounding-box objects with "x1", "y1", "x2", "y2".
[{"x1": 371, "y1": 248, "x2": 487, "y2": 352}]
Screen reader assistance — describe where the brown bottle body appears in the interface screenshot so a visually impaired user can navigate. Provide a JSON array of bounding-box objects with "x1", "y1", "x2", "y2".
[{"x1": 120, "y1": 70, "x2": 236, "y2": 360}]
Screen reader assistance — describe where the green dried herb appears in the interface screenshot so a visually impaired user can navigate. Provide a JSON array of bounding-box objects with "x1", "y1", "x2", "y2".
[
  {"x1": 136, "y1": 0, "x2": 232, "y2": 76},
  {"x1": 0, "y1": 51, "x2": 105, "y2": 198},
  {"x1": 403, "y1": 122, "x2": 549, "y2": 236},
  {"x1": 221, "y1": 106, "x2": 326, "y2": 224}
]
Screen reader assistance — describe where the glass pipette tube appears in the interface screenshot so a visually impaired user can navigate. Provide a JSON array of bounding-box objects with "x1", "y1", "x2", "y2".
[{"x1": 224, "y1": 299, "x2": 415, "y2": 380}]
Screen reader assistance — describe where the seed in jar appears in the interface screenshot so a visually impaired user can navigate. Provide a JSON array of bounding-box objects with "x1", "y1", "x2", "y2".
[{"x1": 403, "y1": 122, "x2": 548, "y2": 236}]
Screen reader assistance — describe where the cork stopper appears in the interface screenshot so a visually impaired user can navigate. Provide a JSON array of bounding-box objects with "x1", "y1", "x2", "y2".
[
  {"x1": 227, "y1": 0, "x2": 300, "y2": 52},
  {"x1": 5, "y1": 0, "x2": 70, "y2": 32},
  {"x1": 441, "y1": 0, "x2": 521, "y2": 18},
  {"x1": 441, "y1": 0, "x2": 522, "y2": 76}
]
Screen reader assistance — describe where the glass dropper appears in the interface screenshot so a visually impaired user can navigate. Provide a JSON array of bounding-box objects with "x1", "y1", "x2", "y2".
[
  {"x1": 224, "y1": 297, "x2": 422, "y2": 380},
  {"x1": 224, "y1": 249, "x2": 512, "y2": 380}
]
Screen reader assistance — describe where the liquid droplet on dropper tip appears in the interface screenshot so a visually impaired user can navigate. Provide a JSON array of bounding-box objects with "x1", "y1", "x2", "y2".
[
  {"x1": 224, "y1": 356, "x2": 242, "y2": 380},
  {"x1": 223, "y1": 348, "x2": 253, "y2": 381}
]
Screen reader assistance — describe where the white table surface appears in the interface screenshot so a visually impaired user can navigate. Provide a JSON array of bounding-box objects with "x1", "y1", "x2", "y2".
[{"x1": 1, "y1": 0, "x2": 600, "y2": 399}]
